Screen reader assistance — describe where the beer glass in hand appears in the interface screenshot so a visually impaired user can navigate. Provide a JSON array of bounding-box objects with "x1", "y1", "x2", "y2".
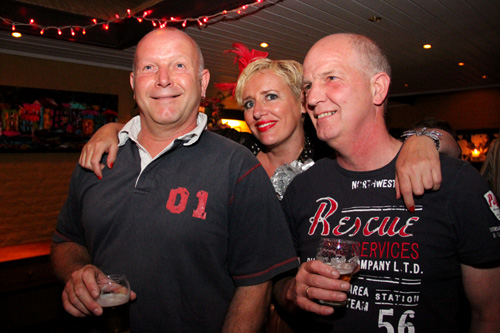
[
  {"x1": 97, "y1": 274, "x2": 131, "y2": 333},
  {"x1": 316, "y1": 238, "x2": 360, "y2": 307}
]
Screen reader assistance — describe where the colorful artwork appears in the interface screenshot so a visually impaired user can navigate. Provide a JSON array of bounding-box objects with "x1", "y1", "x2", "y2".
[{"x1": 0, "y1": 86, "x2": 118, "y2": 151}]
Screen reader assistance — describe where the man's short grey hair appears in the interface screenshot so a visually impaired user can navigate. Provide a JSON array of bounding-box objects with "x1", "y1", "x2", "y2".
[{"x1": 341, "y1": 33, "x2": 392, "y2": 79}]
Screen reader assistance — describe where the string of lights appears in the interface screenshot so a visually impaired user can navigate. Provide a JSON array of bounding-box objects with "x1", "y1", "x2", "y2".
[{"x1": 1, "y1": 0, "x2": 267, "y2": 37}]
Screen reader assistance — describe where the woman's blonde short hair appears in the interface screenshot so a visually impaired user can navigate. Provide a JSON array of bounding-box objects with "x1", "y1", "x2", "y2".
[{"x1": 234, "y1": 58, "x2": 303, "y2": 106}]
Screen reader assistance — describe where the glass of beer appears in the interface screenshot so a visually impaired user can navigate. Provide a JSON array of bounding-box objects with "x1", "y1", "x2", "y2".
[
  {"x1": 96, "y1": 274, "x2": 131, "y2": 333},
  {"x1": 315, "y1": 238, "x2": 360, "y2": 307}
]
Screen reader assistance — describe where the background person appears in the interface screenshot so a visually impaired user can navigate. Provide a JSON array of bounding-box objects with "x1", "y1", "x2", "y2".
[
  {"x1": 411, "y1": 117, "x2": 462, "y2": 159},
  {"x1": 273, "y1": 33, "x2": 500, "y2": 332},
  {"x1": 51, "y1": 28, "x2": 298, "y2": 332},
  {"x1": 481, "y1": 130, "x2": 500, "y2": 198}
]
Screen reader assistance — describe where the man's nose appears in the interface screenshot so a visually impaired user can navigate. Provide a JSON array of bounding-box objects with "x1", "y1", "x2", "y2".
[
  {"x1": 305, "y1": 83, "x2": 325, "y2": 108},
  {"x1": 156, "y1": 68, "x2": 171, "y2": 87}
]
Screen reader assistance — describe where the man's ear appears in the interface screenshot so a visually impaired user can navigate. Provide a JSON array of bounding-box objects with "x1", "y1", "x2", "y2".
[
  {"x1": 200, "y1": 69, "x2": 210, "y2": 98},
  {"x1": 300, "y1": 91, "x2": 308, "y2": 115},
  {"x1": 371, "y1": 72, "x2": 390, "y2": 106},
  {"x1": 130, "y1": 72, "x2": 135, "y2": 92}
]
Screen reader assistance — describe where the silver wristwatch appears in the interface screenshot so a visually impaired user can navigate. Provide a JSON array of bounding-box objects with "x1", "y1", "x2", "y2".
[{"x1": 401, "y1": 127, "x2": 442, "y2": 151}]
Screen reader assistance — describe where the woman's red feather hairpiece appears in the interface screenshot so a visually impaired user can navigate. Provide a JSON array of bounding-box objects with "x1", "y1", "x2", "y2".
[{"x1": 214, "y1": 43, "x2": 268, "y2": 96}]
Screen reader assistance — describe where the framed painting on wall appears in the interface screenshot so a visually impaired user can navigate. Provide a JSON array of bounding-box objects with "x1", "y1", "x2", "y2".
[{"x1": 0, "y1": 85, "x2": 118, "y2": 152}]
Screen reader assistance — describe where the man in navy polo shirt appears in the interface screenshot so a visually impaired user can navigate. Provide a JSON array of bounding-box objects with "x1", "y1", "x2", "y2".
[{"x1": 51, "y1": 28, "x2": 298, "y2": 332}]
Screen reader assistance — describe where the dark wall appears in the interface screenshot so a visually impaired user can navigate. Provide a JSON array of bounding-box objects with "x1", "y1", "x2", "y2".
[
  {"x1": 0, "y1": 153, "x2": 79, "y2": 247},
  {"x1": 0, "y1": 53, "x2": 135, "y2": 123},
  {"x1": 0, "y1": 53, "x2": 138, "y2": 331},
  {"x1": 0, "y1": 53, "x2": 136, "y2": 247},
  {"x1": 386, "y1": 88, "x2": 500, "y2": 130}
]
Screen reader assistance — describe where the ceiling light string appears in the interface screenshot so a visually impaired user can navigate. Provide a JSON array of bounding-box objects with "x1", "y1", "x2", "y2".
[{"x1": 0, "y1": 0, "x2": 269, "y2": 37}]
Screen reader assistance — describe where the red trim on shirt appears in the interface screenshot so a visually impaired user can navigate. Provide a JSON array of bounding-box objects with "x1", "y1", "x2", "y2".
[
  {"x1": 232, "y1": 257, "x2": 298, "y2": 280},
  {"x1": 237, "y1": 162, "x2": 262, "y2": 184},
  {"x1": 230, "y1": 162, "x2": 263, "y2": 205},
  {"x1": 53, "y1": 230, "x2": 74, "y2": 243}
]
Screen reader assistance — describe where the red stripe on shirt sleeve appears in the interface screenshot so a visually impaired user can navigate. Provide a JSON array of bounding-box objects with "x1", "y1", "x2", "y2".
[
  {"x1": 232, "y1": 256, "x2": 298, "y2": 280},
  {"x1": 237, "y1": 162, "x2": 262, "y2": 184}
]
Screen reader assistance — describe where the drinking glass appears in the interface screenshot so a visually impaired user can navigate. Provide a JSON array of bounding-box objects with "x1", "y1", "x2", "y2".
[
  {"x1": 96, "y1": 274, "x2": 131, "y2": 333},
  {"x1": 315, "y1": 238, "x2": 360, "y2": 307}
]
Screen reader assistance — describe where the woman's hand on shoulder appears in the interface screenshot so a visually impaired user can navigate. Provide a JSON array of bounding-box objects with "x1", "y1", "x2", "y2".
[
  {"x1": 395, "y1": 134, "x2": 442, "y2": 211},
  {"x1": 79, "y1": 122, "x2": 124, "y2": 179}
]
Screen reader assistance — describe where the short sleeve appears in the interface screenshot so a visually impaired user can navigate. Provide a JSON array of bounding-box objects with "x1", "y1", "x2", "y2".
[{"x1": 227, "y1": 160, "x2": 298, "y2": 286}]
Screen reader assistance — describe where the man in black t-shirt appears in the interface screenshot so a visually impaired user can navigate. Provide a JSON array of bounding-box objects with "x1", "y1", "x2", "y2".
[{"x1": 273, "y1": 33, "x2": 500, "y2": 332}]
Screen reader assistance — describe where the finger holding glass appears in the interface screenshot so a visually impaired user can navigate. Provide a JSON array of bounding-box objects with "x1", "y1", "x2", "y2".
[
  {"x1": 315, "y1": 238, "x2": 360, "y2": 307},
  {"x1": 291, "y1": 260, "x2": 349, "y2": 316}
]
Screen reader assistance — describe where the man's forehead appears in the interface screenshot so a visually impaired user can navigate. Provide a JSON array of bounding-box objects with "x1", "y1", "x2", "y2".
[
  {"x1": 306, "y1": 35, "x2": 350, "y2": 59},
  {"x1": 137, "y1": 34, "x2": 197, "y2": 60},
  {"x1": 304, "y1": 44, "x2": 353, "y2": 78},
  {"x1": 141, "y1": 31, "x2": 186, "y2": 47},
  {"x1": 303, "y1": 55, "x2": 339, "y2": 79}
]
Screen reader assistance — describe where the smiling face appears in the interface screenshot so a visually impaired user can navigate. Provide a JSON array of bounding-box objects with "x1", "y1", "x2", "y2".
[
  {"x1": 302, "y1": 34, "x2": 376, "y2": 147},
  {"x1": 241, "y1": 70, "x2": 304, "y2": 150},
  {"x1": 130, "y1": 29, "x2": 209, "y2": 136}
]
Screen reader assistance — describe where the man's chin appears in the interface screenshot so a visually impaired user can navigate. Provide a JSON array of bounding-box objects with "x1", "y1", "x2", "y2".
[{"x1": 316, "y1": 131, "x2": 337, "y2": 145}]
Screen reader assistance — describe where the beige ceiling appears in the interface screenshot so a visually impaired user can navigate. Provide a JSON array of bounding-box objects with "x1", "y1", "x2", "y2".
[{"x1": 1, "y1": 0, "x2": 499, "y2": 99}]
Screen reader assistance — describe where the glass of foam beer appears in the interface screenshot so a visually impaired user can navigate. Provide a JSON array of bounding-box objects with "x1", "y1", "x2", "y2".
[
  {"x1": 97, "y1": 274, "x2": 131, "y2": 333},
  {"x1": 315, "y1": 238, "x2": 360, "y2": 307}
]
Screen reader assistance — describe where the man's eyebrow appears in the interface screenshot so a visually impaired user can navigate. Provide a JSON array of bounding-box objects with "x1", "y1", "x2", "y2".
[
  {"x1": 320, "y1": 69, "x2": 336, "y2": 77},
  {"x1": 302, "y1": 69, "x2": 337, "y2": 85}
]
